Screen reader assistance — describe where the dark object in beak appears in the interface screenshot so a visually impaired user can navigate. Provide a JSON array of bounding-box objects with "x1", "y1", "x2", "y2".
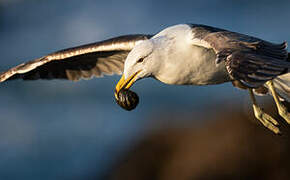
[{"x1": 115, "y1": 89, "x2": 139, "y2": 111}]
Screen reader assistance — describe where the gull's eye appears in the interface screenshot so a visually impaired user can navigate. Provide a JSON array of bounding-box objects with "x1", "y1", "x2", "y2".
[{"x1": 137, "y1": 57, "x2": 144, "y2": 63}]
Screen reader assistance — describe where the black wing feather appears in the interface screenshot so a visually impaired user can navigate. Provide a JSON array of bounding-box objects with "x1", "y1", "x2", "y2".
[
  {"x1": 225, "y1": 50, "x2": 290, "y2": 88},
  {"x1": 0, "y1": 34, "x2": 152, "y2": 82}
]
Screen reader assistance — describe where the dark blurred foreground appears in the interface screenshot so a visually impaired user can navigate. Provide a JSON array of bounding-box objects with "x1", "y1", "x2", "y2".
[{"x1": 104, "y1": 102, "x2": 290, "y2": 180}]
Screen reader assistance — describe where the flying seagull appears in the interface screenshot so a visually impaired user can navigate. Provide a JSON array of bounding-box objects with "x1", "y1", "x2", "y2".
[{"x1": 0, "y1": 24, "x2": 289, "y2": 134}]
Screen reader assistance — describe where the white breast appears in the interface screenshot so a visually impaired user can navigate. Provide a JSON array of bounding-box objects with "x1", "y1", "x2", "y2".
[{"x1": 153, "y1": 24, "x2": 230, "y2": 86}]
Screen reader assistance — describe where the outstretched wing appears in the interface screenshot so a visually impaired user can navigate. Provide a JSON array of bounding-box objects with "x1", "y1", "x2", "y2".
[
  {"x1": 0, "y1": 34, "x2": 152, "y2": 82},
  {"x1": 190, "y1": 24, "x2": 290, "y2": 88}
]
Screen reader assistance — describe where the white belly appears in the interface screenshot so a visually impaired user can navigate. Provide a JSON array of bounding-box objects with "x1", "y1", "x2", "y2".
[
  {"x1": 187, "y1": 47, "x2": 230, "y2": 85},
  {"x1": 155, "y1": 45, "x2": 230, "y2": 86}
]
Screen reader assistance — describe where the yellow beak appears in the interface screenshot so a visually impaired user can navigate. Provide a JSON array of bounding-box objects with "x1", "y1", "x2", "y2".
[{"x1": 114, "y1": 71, "x2": 141, "y2": 99}]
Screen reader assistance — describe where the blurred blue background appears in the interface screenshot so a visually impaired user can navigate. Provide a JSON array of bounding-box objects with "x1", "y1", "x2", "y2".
[{"x1": 0, "y1": 0, "x2": 290, "y2": 179}]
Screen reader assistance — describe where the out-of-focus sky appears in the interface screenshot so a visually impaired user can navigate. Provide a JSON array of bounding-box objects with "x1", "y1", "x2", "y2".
[{"x1": 0, "y1": 0, "x2": 289, "y2": 179}]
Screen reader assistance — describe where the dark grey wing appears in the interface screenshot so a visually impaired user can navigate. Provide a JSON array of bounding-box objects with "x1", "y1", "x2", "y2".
[
  {"x1": 190, "y1": 24, "x2": 290, "y2": 88},
  {"x1": 225, "y1": 48, "x2": 289, "y2": 88},
  {"x1": 0, "y1": 34, "x2": 152, "y2": 82}
]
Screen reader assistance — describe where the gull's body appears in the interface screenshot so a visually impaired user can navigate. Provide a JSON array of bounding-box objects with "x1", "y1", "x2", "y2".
[
  {"x1": 1, "y1": 24, "x2": 289, "y2": 134},
  {"x1": 144, "y1": 25, "x2": 230, "y2": 85}
]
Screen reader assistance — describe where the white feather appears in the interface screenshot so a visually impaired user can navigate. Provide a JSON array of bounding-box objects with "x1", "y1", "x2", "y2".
[{"x1": 272, "y1": 73, "x2": 290, "y2": 102}]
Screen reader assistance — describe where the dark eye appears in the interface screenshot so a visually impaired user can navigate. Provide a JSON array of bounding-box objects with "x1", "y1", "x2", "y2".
[{"x1": 137, "y1": 57, "x2": 144, "y2": 63}]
